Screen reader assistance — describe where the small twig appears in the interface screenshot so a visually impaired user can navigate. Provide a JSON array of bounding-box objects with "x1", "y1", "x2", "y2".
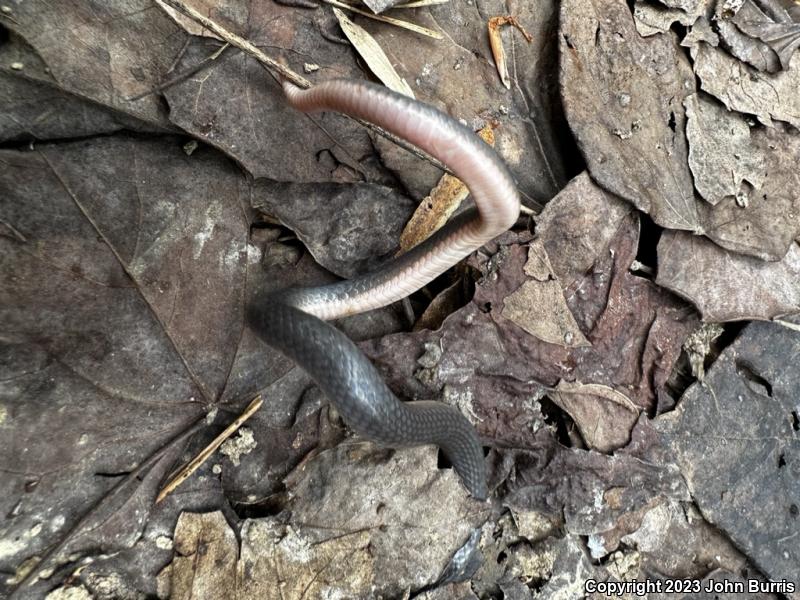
[
  {"x1": 167, "y1": 37, "x2": 193, "y2": 74},
  {"x1": 157, "y1": 0, "x2": 311, "y2": 87},
  {"x1": 127, "y1": 42, "x2": 231, "y2": 102},
  {"x1": 155, "y1": 0, "x2": 450, "y2": 173},
  {"x1": 156, "y1": 395, "x2": 263, "y2": 503}
]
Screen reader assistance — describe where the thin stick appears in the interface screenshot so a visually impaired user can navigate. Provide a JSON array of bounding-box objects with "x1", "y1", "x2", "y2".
[
  {"x1": 127, "y1": 42, "x2": 231, "y2": 102},
  {"x1": 157, "y1": 0, "x2": 311, "y2": 87},
  {"x1": 155, "y1": 0, "x2": 450, "y2": 173},
  {"x1": 156, "y1": 395, "x2": 263, "y2": 503}
]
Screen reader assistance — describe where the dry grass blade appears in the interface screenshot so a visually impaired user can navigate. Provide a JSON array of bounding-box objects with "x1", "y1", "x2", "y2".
[
  {"x1": 393, "y1": 0, "x2": 450, "y2": 7},
  {"x1": 323, "y1": 0, "x2": 444, "y2": 39},
  {"x1": 156, "y1": 395, "x2": 263, "y2": 503},
  {"x1": 333, "y1": 7, "x2": 415, "y2": 97}
]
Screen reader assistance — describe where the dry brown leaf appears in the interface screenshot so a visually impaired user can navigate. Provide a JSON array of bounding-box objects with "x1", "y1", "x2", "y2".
[
  {"x1": 657, "y1": 231, "x2": 800, "y2": 321},
  {"x1": 158, "y1": 512, "x2": 238, "y2": 600},
  {"x1": 684, "y1": 93, "x2": 766, "y2": 206},
  {"x1": 693, "y1": 42, "x2": 800, "y2": 129},
  {"x1": 559, "y1": 0, "x2": 701, "y2": 231},
  {"x1": 551, "y1": 381, "x2": 640, "y2": 452},
  {"x1": 501, "y1": 241, "x2": 591, "y2": 348},
  {"x1": 554, "y1": 381, "x2": 639, "y2": 412}
]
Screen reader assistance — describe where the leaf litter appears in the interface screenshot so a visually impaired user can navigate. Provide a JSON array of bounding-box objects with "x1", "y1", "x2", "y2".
[{"x1": 2, "y1": 0, "x2": 799, "y2": 597}]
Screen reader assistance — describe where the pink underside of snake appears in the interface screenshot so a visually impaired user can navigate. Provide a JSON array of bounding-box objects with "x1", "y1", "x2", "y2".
[{"x1": 281, "y1": 80, "x2": 520, "y2": 320}]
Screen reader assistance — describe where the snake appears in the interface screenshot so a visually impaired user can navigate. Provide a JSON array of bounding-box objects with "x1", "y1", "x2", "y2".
[{"x1": 247, "y1": 79, "x2": 520, "y2": 501}]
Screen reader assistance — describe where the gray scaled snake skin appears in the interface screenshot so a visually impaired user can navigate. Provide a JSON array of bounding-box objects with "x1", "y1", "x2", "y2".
[{"x1": 247, "y1": 79, "x2": 520, "y2": 501}]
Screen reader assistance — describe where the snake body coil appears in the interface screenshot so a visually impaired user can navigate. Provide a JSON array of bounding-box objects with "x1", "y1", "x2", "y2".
[{"x1": 247, "y1": 80, "x2": 520, "y2": 501}]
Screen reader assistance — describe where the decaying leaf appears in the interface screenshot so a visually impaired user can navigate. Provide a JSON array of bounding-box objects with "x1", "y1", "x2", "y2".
[
  {"x1": 534, "y1": 172, "x2": 633, "y2": 288},
  {"x1": 0, "y1": 72, "x2": 160, "y2": 142},
  {"x1": 158, "y1": 512, "x2": 238, "y2": 600},
  {"x1": 500, "y1": 241, "x2": 590, "y2": 348},
  {"x1": 652, "y1": 321, "x2": 800, "y2": 584},
  {"x1": 693, "y1": 42, "x2": 800, "y2": 129},
  {"x1": 684, "y1": 93, "x2": 766, "y2": 206},
  {"x1": 730, "y1": 0, "x2": 800, "y2": 70},
  {"x1": 333, "y1": 7, "x2": 415, "y2": 97},
  {"x1": 364, "y1": 174, "x2": 698, "y2": 453},
  {"x1": 8, "y1": 0, "x2": 800, "y2": 595},
  {"x1": 633, "y1": 0, "x2": 705, "y2": 36},
  {"x1": 158, "y1": 448, "x2": 485, "y2": 599},
  {"x1": 503, "y1": 445, "x2": 689, "y2": 537},
  {"x1": 252, "y1": 180, "x2": 415, "y2": 279},
  {"x1": 550, "y1": 381, "x2": 639, "y2": 453},
  {"x1": 657, "y1": 231, "x2": 800, "y2": 321},
  {"x1": 617, "y1": 500, "x2": 757, "y2": 580},
  {"x1": 696, "y1": 121, "x2": 800, "y2": 261},
  {"x1": 0, "y1": 0, "x2": 185, "y2": 127},
  {"x1": 162, "y1": 5, "x2": 386, "y2": 184},
  {"x1": 560, "y1": 0, "x2": 701, "y2": 231},
  {"x1": 716, "y1": 2, "x2": 783, "y2": 72}
]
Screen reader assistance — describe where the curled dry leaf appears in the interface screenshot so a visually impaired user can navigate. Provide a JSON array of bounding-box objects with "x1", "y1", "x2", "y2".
[
  {"x1": 682, "y1": 322, "x2": 725, "y2": 382},
  {"x1": 730, "y1": 0, "x2": 800, "y2": 70},
  {"x1": 487, "y1": 16, "x2": 533, "y2": 89},
  {"x1": 551, "y1": 381, "x2": 640, "y2": 453},
  {"x1": 657, "y1": 231, "x2": 800, "y2": 321},
  {"x1": 715, "y1": 2, "x2": 783, "y2": 72}
]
